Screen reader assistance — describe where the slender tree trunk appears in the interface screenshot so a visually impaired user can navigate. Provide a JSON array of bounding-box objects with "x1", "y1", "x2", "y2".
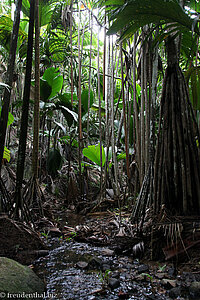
[
  {"x1": 120, "y1": 43, "x2": 130, "y2": 179},
  {"x1": 32, "y1": 0, "x2": 40, "y2": 179},
  {"x1": 70, "y1": 0, "x2": 74, "y2": 105},
  {"x1": 78, "y1": 3, "x2": 83, "y2": 194},
  {"x1": 0, "y1": 0, "x2": 22, "y2": 173},
  {"x1": 97, "y1": 22, "x2": 103, "y2": 198},
  {"x1": 111, "y1": 37, "x2": 119, "y2": 196},
  {"x1": 87, "y1": 11, "x2": 93, "y2": 145},
  {"x1": 132, "y1": 34, "x2": 140, "y2": 180},
  {"x1": 140, "y1": 41, "x2": 145, "y2": 182},
  {"x1": 15, "y1": 0, "x2": 35, "y2": 217}
]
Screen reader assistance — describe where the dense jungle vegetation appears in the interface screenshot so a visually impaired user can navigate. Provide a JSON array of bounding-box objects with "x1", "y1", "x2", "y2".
[{"x1": 0, "y1": 0, "x2": 200, "y2": 229}]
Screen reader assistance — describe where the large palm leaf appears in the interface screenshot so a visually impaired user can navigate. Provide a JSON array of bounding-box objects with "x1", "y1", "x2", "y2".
[
  {"x1": 0, "y1": 15, "x2": 27, "y2": 51},
  {"x1": 102, "y1": 0, "x2": 199, "y2": 40}
]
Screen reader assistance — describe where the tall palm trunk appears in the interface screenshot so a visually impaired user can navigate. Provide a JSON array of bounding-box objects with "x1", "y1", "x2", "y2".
[
  {"x1": 15, "y1": 0, "x2": 35, "y2": 218},
  {"x1": 0, "y1": 0, "x2": 22, "y2": 172},
  {"x1": 97, "y1": 22, "x2": 103, "y2": 198},
  {"x1": 120, "y1": 43, "x2": 130, "y2": 179},
  {"x1": 32, "y1": 0, "x2": 40, "y2": 179},
  {"x1": 86, "y1": 11, "x2": 93, "y2": 145},
  {"x1": 78, "y1": 4, "x2": 83, "y2": 194}
]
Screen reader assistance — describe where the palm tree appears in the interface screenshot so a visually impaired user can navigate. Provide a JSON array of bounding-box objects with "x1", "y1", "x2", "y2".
[
  {"x1": 15, "y1": 0, "x2": 35, "y2": 219},
  {"x1": 97, "y1": 0, "x2": 200, "y2": 216}
]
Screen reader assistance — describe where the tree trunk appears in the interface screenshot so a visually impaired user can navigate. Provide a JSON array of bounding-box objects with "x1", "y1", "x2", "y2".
[
  {"x1": 15, "y1": 0, "x2": 35, "y2": 218},
  {"x1": 153, "y1": 37, "x2": 200, "y2": 215},
  {"x1": 32, "y1": 0, "x2": 40, "y2": 179}
]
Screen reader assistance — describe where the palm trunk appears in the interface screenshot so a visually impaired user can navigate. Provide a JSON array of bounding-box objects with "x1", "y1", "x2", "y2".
[
  {"x1": 87, "y1": 12, "x2": 93, "y2": 145},
  {"x1": 15, "y1": 0, "x2": 35, "y2": 217},
  {"x1": 70, "y1": 0, "x2": 74, "y2": 105},
  {"x1": 78, "y1": 3, "x2": 83, "y2": 194},
  {"x1": 32, "y1": 0, "x2": 40, "y2": 179},
  {"x1": 97, "y1": 22, "x2": 103, "y2": 198},
  {"x1": 111, "y1": 37, "x2": 119, "y2": 196},
  {"x1": 132, "y1": 34, "x2": 141, "y2": 179},
  {"x1": 120, "y1": 43, "x2": 130, "y2": 179}
]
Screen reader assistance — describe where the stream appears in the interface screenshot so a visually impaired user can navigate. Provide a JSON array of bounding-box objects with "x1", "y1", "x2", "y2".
[{"x1": 33, "y1": 238, "x2": 178, "y2": 300}]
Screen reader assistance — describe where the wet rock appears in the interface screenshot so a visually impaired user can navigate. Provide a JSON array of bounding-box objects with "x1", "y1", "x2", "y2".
[
  {"x1": 112, "y1": 271, "x2": 120, "y2": 279},
  {"x1": 189, "y1": 281, "x2": 200, "y2": 297},
  {"x1": 138, "y1": 264, "x2": 149, "y2": 274},
  {"x1": 101, "y1": 248, "x2": 114, "y2": 256},
  {"x1": 168, "y1": 267, "x2": 176, "y2": 277},
  {"x1": 88, "y1": 257, "x2": 102, "y2": 269},
  {"x1": 108, "y1": 278, "x2": 120, "y2": 289},
  {"x1": 161, "y1": 279, "x2": 176, "y2": 289},
  {"x1": 168, "y1": 287, "x2": 181, "y2": 299},
  {"x1": 0, "y1": 257, "x2": 45, "y2": 295},
  {"x1": 102, "y1": 264, "x2": 111, "y2": 272},
  {"x1": 76, "y1": 261, "x2": 88, "y2": 269}
]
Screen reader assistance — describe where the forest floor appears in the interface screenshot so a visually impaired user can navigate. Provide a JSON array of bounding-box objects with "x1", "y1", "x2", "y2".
[
  {"x1": 1, "y1": 163, "x2": 200, "y2": 299},
  {"x1": 32, "y1": 199, "x2": 200, "y2": 300}
]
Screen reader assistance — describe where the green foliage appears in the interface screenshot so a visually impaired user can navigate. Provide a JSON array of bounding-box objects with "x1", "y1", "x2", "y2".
[
  {"x1": 47, "y1": 148, "x2": 63, "y2": 177},
  {"x1": 0, "y1": 108, "x2": 14, "y2": 128},
  {"x1": 42, "y1": 67, "x2": 63, "y2": 99},
  {"x1": 185, "y1": 66, "x2": 200, "y2": 110},
  {"x1": 57, "y1": 93, "x2": 78, "y2": 127},
  {"x1": 0, "y1": 109, "x2": 14, "y2": 163},
  {"x1": 102, "y1": 0, "x2": 198, "y2": 41},
  {"x1": 82, "y1": 143, "x2": 106, "y2": 167},
  {"x1": 3, "y1": 146, "x2": 10, "y2": 162},
  {"x1": 40, "y1": 79, "x2": 52, "y2": 102},
  {"x1": 98, "y1": 269, "x2": 112, "y2": 284},
  {"x1": 0, "y1": 15, "x2": 27, "y2": 52},
  {"x1": 22, "y1": 0, "x2": 58, "y2": 27},
  {"x1": 59, "y1": 135, "x2": 78, "y2": 148},
  {"x1": 81, "y1": 88, "x2": 94, "y2": 112}
]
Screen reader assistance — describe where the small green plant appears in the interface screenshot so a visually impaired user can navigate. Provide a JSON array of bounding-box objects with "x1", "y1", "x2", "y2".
[
  {"x1": 41, "y1": 232, "x2": 49, "y2": 240},
  {"x1": 65, "y1": 231, "x2": 77, "y2": 242},
  {"x1": 141, "y1": 273, "x2": 153, "y2": 281},
  {"x1": 158, "y1": 264, "x2": 167, "y2": 272},
  {"x1": 98, "y1": 269, "x2": 112, "y2": 285}
]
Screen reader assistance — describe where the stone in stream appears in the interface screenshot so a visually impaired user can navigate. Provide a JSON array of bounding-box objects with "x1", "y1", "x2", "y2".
[
  {"x1": 101, "y1": 248, "x2": 114, "y2": 256},
  {"x1": 102, "y1": 263, "x2": 112, "y2": 272},
  {"x1": 0, "y1": 257, "x2": 45, "y2": 296},
  {"x1": 88, "y1": 257, "x2": 103, "y2": 270},
  {"x1": 76, "y1": 261, "x2": 88, "y2": 269},
  {"x1": 108, "y1": 278, "x2": 120, "y2": 289},
  {"x1": 189, "y1": 281, "x2": 200, "y2": 298},
  {"x1": 168, "y1": 287, "x2": 182, "y2": 299},
  {"x1": 137, "y1": 264, "x2": 149, "y2": 274}
]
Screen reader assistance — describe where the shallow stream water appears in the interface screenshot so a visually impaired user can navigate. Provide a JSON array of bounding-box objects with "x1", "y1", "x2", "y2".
[{"x1": 34, "y1": 238, "x2": 174, "y2": 300}]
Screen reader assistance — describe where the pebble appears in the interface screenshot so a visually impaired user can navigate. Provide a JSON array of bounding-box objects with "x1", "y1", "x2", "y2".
[
  {"x1": 138, "y1": 264, "x2": 149, "y2": 274},
  {"x1": 189, "y1": 281, "x2": 200, "y2": 297},
  {"x1": 76, "y1": 261, "x2": 88, "y2": 269},
  {"x1": 168, "y1": 286, "x2": 181, "y2": 298},
  {"x1": 108, "y1": 278, "x2": 120, "y2": 289},
  {"x1": 88, "y1": 257, "x2": 102, "y2": 269},
  {"x1": 101, "y1": 248, "x2": 114, "y2": 256}
]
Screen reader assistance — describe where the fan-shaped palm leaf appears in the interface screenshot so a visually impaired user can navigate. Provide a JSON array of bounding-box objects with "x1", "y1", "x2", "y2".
[{"x1": 102, "y1": 0, "x2": 199, "y2": 40}]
